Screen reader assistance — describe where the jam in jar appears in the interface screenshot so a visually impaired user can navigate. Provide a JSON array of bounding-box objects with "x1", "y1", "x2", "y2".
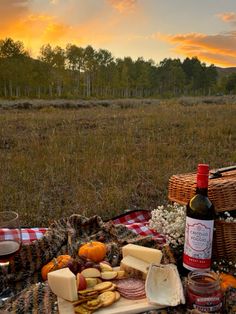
[{"x1": 186, "y1": 270, "x2": 223, "y2": 313}]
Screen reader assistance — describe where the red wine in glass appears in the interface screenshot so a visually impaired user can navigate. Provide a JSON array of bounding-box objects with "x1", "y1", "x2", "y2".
[
  {"x1": 0, "y1": 211, "x2": 22, "y2": 304},
  {"x1": 0, "y1": 240, "x2": 21, "y2": 263}
]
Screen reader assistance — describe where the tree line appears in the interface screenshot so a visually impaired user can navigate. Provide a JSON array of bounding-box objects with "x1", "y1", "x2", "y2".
[{"x1": 0, "y1": 37, "x2": 235, "y2": 99}]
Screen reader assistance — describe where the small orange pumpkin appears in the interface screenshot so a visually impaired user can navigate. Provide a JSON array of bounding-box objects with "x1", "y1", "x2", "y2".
[
  {"x1": 78, "y1": 241, "x2": 106, "y2": 263},
  {"x1": 41, "y1": 255, "x2": 72, "y2": 281},
  {"x1": 219, "y1": 273, "x2": 236, "y2": 292}
]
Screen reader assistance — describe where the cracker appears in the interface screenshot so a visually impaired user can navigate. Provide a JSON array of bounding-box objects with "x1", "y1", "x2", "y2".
[
  {"x1": 78, "y1": 288, "x2": 95, "y2": 295},
  {"x1": 73, "y1": 294, "x2": 100, "y2": 307},
  {"x1": 86, "y1": 299, "x2": 101, "y2": 307},
  {"x1": 93, "y1": 281, "x2": 112, "y2": 291},
  {"x1": 78, "y1": 291, "x2": 98, "y2": 297},
  {"x1": 102, "y1": 283, "x2": 117, "y2": 292},
  {"x1": 73, "y1": 299, "x2": 89, "y2": 306},
  {"x1": 115, "y1": 291, "x2": 121, "y2": 301},
  {"x1": 80, "y1": 294, "x2": 98, "y2": 300},
  {"x1": 82, "y1": 299, "x2": 103, "y2": 311},
  {"x1": 74, "y1": 305, "x2": 92, "y2": 314},
  {"x1": 98, "y1": 291, "x2": 116, "y2": 307}
]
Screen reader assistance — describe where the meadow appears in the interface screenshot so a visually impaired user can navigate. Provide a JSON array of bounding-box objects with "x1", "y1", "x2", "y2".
[{"x1": 0, "y1": 98, "x2": 235, "y2": 227}]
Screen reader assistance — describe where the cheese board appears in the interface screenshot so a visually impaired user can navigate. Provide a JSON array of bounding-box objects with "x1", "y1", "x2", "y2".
[
  {"x1": 58, "y1": 296, "x2": 165, "y2": 314},
  {"x1": 47, "y1": 244, "x2": 184, "y2": 314}
]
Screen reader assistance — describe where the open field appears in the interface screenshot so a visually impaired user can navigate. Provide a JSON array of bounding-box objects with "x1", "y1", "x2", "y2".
[{"x1": 0, "y1": 98, "x2": 235, "y2": 226}]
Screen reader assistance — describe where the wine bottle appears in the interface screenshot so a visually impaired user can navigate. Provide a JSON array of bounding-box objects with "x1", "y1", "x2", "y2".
[{"x1": 183, "y1": 164, "x2": 215, "y2": 272}]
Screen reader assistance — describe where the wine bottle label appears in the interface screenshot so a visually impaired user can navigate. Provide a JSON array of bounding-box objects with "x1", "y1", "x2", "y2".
[{"x1": 183, "y1": 217, "x2": 214, "y2": 270}]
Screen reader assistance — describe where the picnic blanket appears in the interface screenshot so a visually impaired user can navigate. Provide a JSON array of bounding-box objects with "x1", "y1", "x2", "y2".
[
  {"x1": 1, "y1": 211, "x2": 235, "y2": 314},
  {"x1": 20, "y1": 210, "x2": 165, "y2": 244},
  {"x1": 0, "y1": 211, "x2": 172, "y2": 314}
]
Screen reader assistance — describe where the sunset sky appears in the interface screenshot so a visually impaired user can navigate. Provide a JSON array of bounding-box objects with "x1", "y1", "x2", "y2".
[{"x1": 1, "y1": 0, "x2": 236, "y2": 67}]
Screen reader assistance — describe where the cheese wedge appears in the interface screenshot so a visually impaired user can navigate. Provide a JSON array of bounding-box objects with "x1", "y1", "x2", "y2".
[
  {"x1": 122, "y1": 244, "x2": 162, "y2": 265},
  {"x1": 120, "y1": 255, "x2": 149, "y2": 279},
  {"x1": 48, "y1": 267, "x2": 78, "y2": 302},
  {"x1": 145, "y1": 264, "x2": 185, "y2": 306}
]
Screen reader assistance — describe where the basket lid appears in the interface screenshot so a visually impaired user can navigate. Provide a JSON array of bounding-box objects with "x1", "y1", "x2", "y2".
[{"x1": 168, "y1": 166, "x2": 236, "y2": 213}]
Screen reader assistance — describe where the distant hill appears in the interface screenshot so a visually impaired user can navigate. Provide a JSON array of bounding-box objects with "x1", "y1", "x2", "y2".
[{"x1": 216, "y1": 66, "x2": 236, "y2": 78}]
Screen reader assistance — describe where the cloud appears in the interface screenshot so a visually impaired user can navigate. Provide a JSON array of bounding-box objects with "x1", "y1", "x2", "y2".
[
  {"x1": 107, "y1": 0, "x2": 138, "y2": 13},
  {"x1": 0, "y1": 14, "x2": 53, "y2": 38},
  {"x1": 156, "y1": 31, "x2": 236, "y2": 67},
  {"x1": 0, "y1": 0, "x2": 30, "y2": 26},
  {"x1": 217, "y1": 12, "x2": 236, "y2": 24},
  {"x1": 0, "y1": 12, "x2": 73, "y2": 55},
  {"x1": 50, "y1": 0, "x2": 59, "y2": 4},
  {"x1": 0, "y1": 9, "x2": 118, "y2": 57},
  {"x1": 43, "y1": 21, "x2": 72, "y2": 42},
  {"x1": 0, "y1": 0, "x2": 144, "y2": 58},
  {"x1": 154, "y1": 12, "x2": 236, "y2": 66}
]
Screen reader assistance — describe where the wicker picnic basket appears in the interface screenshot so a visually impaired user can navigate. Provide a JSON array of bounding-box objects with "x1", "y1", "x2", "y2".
[
  {"x1": 168, "y1": 166, "x2": 236, "y2": 262},
  {"x1": 168, "y1": 166, "x2": 236, "y2": 213},
  {"x1": 212, "y1": 220, "x2": 236, "y2": 261}
]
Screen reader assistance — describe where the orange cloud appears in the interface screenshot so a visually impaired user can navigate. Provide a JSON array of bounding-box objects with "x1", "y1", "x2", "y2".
[
  {"x1": 217, "y1": 12, "x2": 236, "y2": 23},
  {"x1": 0, "y1": 14, "x2": 55, "y2": 40},
  {"x1": 0, "y1": 13, "x2": 72, "y2": 56},
  {"x1": 107, "y1": 0, "x2": 138, "y2": 13},
  {"x1": 0, "y1": 10, "x2": 117, "y2": 57},
  {"x1": 0, "y1": 0, "x2": 137, "y2": 57},
  {"x1": 0, "y1": 0, "x2": 144, "y2": 58},
  {"x1": 0, "y1": 0, "x2": 30, "y2": 25},
  {"x1": 156, "y1": 32, "x2": 236, "y2": 67},
  {"x1": 43, "y1": 22, "x2": 72, "y2": 42}
]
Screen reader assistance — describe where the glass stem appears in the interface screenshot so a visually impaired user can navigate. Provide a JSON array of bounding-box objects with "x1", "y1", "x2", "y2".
[{"x1": 0, "y1": 262, "x2": 12, "y2": 306}]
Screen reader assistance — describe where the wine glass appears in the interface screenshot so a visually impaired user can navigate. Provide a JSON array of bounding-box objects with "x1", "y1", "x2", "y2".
[{"x1": 0, "y1": 211, "x2": 22, "y2": 304}]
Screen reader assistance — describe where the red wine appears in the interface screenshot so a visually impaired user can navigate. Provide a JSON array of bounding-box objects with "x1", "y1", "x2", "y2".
[
  {"x1": 183, "y1": 164, "x2": 215, "y2": 272},
  {"x1": 0, "y1": 240, "x2": 21, "y2": 263}
]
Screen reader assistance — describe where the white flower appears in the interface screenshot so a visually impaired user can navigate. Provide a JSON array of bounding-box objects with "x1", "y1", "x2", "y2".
[
  {"x1": 149, "y1": 202, "x2": 186, "y2": 248},
  {"x1": 219, "y1": 211, "x2": 236, "y2": 223}
]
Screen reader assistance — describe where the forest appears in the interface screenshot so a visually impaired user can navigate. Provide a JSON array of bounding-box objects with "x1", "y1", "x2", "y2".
[{"x1": 0, "y1": 37, "x2": 235, "y2": 99}]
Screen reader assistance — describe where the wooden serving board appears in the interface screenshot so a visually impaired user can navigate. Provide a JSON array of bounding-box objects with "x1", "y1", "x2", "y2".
[{"x1": 58, "y1": 296, "x2": 165, "y2": 314}]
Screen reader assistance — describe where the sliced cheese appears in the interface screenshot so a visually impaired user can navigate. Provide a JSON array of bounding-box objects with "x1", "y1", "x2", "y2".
[
  {"x1": 48, "y1": 267, "x2": 78, "y2": 302},
  {"x1": 122, "y1": 244, "x2": 162, "y2": 265},
  {"x1": 120, "y1": 255, "x2": 149, "y2": 279}
]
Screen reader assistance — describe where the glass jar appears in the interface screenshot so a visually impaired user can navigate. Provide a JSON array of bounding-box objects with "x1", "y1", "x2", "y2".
[{"x1": 186, "y1": 270, "x2": 224, "y2": 313}]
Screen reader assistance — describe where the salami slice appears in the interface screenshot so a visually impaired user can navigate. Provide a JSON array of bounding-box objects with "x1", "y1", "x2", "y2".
[
  {"x1": 114, "y1": 277, "x2": 146, "y2": 300},
  {"x1": 119, "y1": 291, "x2": 146, "y2": 299},
  {"x1": 119, "y1": 289, "x2": 146, "y2": 296},
  {"x1": 115, "y1": 278, "x2": 145, "y2": 290},
  {"x1": 121, "y1": 294, "x2": 146, "y2": 300},
  {"x1": 117, "y1": 287, "x2": 145, "y2": 295},
  {"x1": 117, "y1": 284, "x2": 145, "y2": 291}
]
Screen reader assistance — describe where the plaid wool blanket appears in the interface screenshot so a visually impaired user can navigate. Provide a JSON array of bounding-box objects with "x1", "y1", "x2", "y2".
[{"x1": 0, "y1": 213, "x2": 171, "y2": 314}]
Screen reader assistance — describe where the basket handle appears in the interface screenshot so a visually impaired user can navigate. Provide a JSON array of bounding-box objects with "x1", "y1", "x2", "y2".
[{"x1": 209, "y1": 165, "x2": 236, "y2": 179}]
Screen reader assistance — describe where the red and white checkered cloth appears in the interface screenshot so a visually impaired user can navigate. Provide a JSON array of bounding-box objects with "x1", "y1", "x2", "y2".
[
  {"x1": 4, "y1": 211, "x2": 166, "y2": 245},
  {"x1": 21, "y1": 228, "x2": 48, "y2": 244},
  {"x1": 0, "y1": 228, "x2": 22, "y2": 241},
  {"x1": 112, "y1": 210, "x2": 166, "y2": 243}
]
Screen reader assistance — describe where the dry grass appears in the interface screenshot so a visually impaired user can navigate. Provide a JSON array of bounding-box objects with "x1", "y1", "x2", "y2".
[{"x1": 0, "y1": 99, "x2": 235, "y2": 226}]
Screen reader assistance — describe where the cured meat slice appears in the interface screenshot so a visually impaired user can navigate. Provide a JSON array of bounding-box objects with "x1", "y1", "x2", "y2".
[
  {"x1": 120, "y1": 293, "x2": 146, "y2": 300},
  {"x1": 113, "y1": 277, "x2": 146, "y2": 300},
  {"x1": 118, "y1": 287, "x2": 146, "y2": 293},
  {"x1": 119, "y1": 290, "x2": 146, "y2": 296},
  {"x1": 115, "y1": 278, "x2": 145, "y2": 290},
  {"x1": 117, "y1": 287, "x2": 145, "y2": 295},
  {"x1": 119, "y1": 291, "x2": 146, "y2": 299}
]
